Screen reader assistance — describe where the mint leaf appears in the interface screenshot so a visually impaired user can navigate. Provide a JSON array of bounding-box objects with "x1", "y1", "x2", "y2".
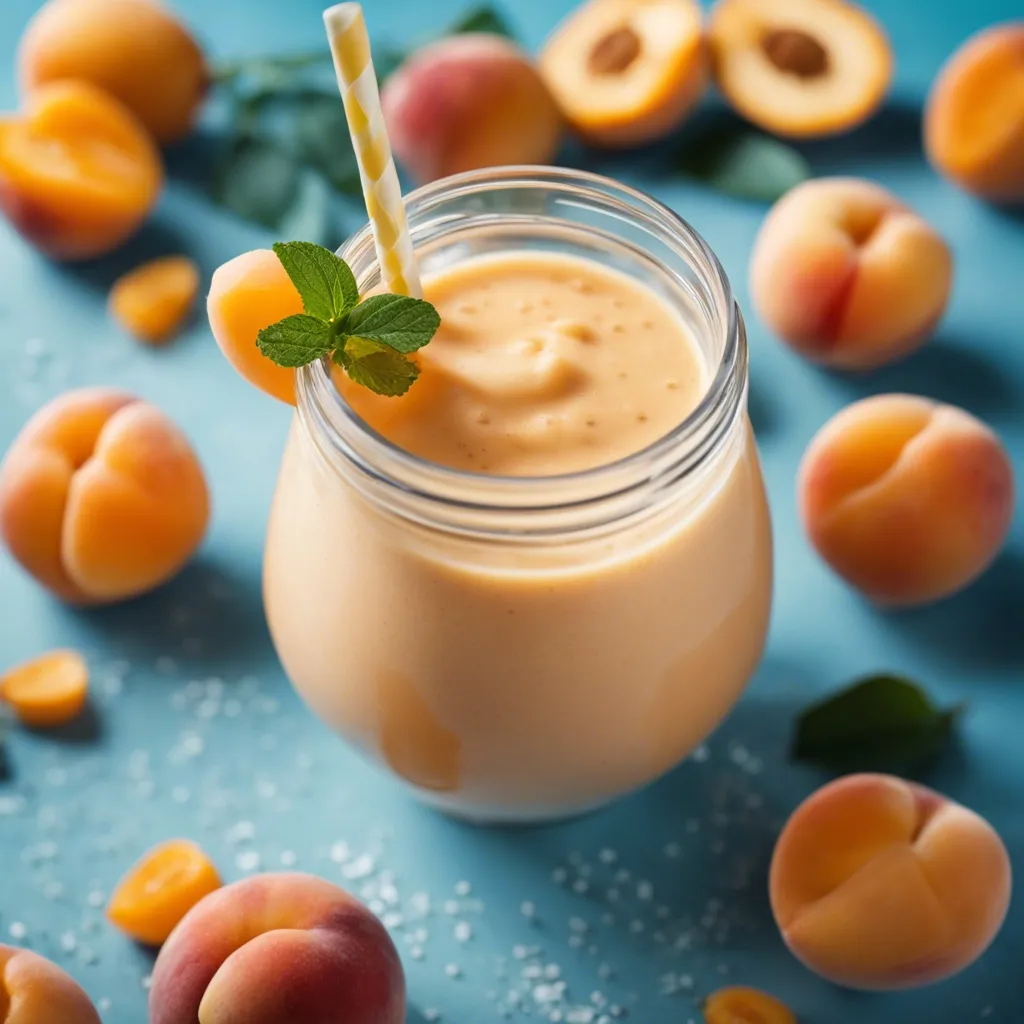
[
  {"x1": 214, "y1": 133, "x2": 302, "y2": 229},
  {"x1": 791, "y1": 674, "x2": 962, "y2": 775},
  {"x1": 273, "y1": 241, "x2": 359, "y2": 322},
  {"x1": 256, "y1": 313, "x2": 335, "y2": 367},
  {"x1": 341, "y1": 294, "x2": 441, "y2": 354},
  {"x1": 447, "y1": 5, "x2": 515, "y2": 37},
  {"x1": 293, "y1": 96, "x2": 363, "y2": 196},
  {"x1": 335, "y1": 336, "x2": 420, "y2": 396}
]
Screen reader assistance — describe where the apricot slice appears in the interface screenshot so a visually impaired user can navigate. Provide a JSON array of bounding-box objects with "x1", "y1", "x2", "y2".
[
  {"x1": 0, "y1": 650, "x2": 88, "y2": 728},
  {"x1": 539, "y1": 0, "x2": 707, "y2": 147},
  {"x1": 925, "y1": 22, "x2": 1024, "y2": 203},
  {"x1": 709, "y1": 0, "x2": 892, "y2": 138},
  {"x1": 110, "y1": 255, "x2": 200, "y2": 344},
  {"x1": 0, "y1": 80, "x2": 163, "y2": 260},
  {"x1": 704, "y1": 986, "x2": 796, "y2": 1024},
  {"x1": 108, "y1": 839, "x2": 222, "y2": 946}
]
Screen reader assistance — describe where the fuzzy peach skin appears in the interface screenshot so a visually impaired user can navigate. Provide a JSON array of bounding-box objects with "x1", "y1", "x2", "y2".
[
  {"x1": 750, "y1": 178, "x2": 953, "y2": 370},
  {"x1": 149, "y1": 873, "x2": 405, "y2": 1024},
  {"x1": 925, "y1": 23, "x2": 1024, "y2": 204},
  {"x1": 0, "y1": 944, "x2": 101, "y2": 1023},
  {"x1": 798, "y1": 394, "x2": 1014, "y2": 606},
  {"x1": 19, "y1": 0, "x2": 209, "y2": 145},
  {"x1": 770, "y1": 774, "x2": 1012, "y2": 990},
  {"x1": 382, "y1": 34, "x2": 563, "y2": 184},
  {"x1": 0, "y1": 388, "x2": 209, "y2": 604}
]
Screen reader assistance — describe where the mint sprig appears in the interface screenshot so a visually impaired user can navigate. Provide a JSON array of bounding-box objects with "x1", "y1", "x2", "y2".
[{"x1": 256, "y1": 241, "x2": 440, "y2": 397}]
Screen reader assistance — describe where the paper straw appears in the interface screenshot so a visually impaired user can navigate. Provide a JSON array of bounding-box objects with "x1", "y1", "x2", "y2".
[{"x1": 323, "y1": 3, "x2": 422, "y2": 298}]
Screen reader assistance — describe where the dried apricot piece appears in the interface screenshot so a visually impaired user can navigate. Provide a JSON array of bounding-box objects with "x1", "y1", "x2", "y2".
[
  {"x1": 109, "y1": 255, "x2": 200, "y2": 344},
  {"x1": 1, "y1": 649, "x2": 88, "y2": 727},
  {"x1": 704, "y1": 985, "x2": 796, "y2": 1024}
]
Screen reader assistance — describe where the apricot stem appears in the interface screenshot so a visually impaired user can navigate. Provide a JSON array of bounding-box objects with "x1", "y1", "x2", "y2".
[
  {"x1": 761, "y1": 27, "x2": 829, "y2": 79},
  {"x1": 588, "y1": 25, "x2": 642, "y2": 75}
]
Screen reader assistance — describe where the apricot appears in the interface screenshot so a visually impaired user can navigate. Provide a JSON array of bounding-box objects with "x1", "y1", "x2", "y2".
[
  {"x1": 0, "y1": 944, "x2": 101, "y2": 1024},
  {"x1": 19, "y1": 0, "x2": 208, "y2": 146},
  {"x1": 381, "y1": 35, "x2": 563, "y2": 184},
  {"x1": 924, "y1": 22, "x2": 1024, "y2": 203},
  {"x1": 709, "y1": 0, "x2": 892, "y2": 138},
  {"x1": 110, "y1": 255, "x2": 200, "y2": 344},
  {"x1": 0, "y1": 80, "x2": 162, "y2": 260},
  {"x1": 0, "y1": 388, "x2": 209, "y2": 604},
  {"x1": 798, "y1": 395, "x2": 1014, "y2": 606},
  {"x1": 539, "y1": 0, "x2": 707, "y2": 147},
  {"x1": 771, "y1": 774, "x2": 1012, "y2": 990},
  {"x1": 108, "y1": 839, "x2": 222, "y2": 946},
  {"x1": 750, "y1": 178, "x2": 953, "y2": 369},
  {"x1": 704, "y1": 986, "x2": 796, "y2": 1024},
  {"x1": 1, "y1": 649, "x2": 89, "y2": 728},
  {"x1": 149, "y1": 872, "x2": 405, "y2": 1024}
]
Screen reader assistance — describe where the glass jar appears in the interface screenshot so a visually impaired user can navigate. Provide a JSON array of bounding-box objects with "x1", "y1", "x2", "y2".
[{"x1": 264, "y1": 167, "x2": 773, "y2": 823}]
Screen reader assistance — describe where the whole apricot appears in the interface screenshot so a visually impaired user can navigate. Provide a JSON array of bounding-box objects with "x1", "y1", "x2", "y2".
[
  {"x1": 770, "y1": 774, "x2": 1011, "y2": 990},
  {"x1": 381, "y1": 34, "x2": 563, "y2": 184},
  {"x1": 750, "y1": 178, "x2": 952, "y2": 369},
  {"x1": 0, "y1": 80, "x2": 163, "y2": 260},
  {"x1": 0, "y1": 944, "x2": 101, "y2": 1023},
  {"x1": 19, "y1": 0, "x2": 208, "y2": 145},
  {"x1": 799, "y1": 395, "x2": 1014, "y2": 606},
  {"x1": 925, "y1": 22, "x2": 1024, "y2": 203},
  {"x1": 149, "y1": 872, "x2": 405, "y2": 1024},
  {"x1": 0, "y1": 388, "x2": 209, "y2": 604}
]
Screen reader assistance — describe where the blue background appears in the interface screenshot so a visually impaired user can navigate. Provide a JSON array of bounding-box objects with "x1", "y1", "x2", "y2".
[{"x1": 0, "y1": 1, "x2": 1022, "y2": 1021}]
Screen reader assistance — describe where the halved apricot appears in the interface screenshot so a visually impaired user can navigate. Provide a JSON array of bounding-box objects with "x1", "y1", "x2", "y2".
[
  {"x1": 0, "y1": 649, "x2": 88, "y2": 728},
  {"x1": 110, "y1": 255, "x2": 200, "y2": 344}
]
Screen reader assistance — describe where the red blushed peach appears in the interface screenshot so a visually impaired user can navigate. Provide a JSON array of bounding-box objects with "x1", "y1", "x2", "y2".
[
  {"x1": 750, "y1": 178, "x2": 953, "y2": 370},
  {"x1": 798, "y1": 394, "x2": 1014, "y2": 606},
  {"x1": 770, "y1": 774, "x2": 1012, "y2": 990},
  {"x1": 0, "y1": 944, "x2": 101, "y2": 1023},
  {"x1": 149, "y1": 873, "x2": 405, "y2": 1024}
]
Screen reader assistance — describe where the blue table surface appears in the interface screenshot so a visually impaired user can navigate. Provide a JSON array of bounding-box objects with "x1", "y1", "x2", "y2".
[{"x1": 0, "y1": 0, "x2": 1022, "y2": 1021}]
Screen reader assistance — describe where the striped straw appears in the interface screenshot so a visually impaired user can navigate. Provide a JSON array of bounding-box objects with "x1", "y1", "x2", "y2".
[{"x1": 323, "y1": 3, "x2": 422, "y2": 298}]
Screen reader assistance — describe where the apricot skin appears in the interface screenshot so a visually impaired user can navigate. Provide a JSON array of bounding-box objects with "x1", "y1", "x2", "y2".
[
  {"x1": 381, "y1": 35, "x2": 563, "y2": 184},
  {"x1": 19, "y1": 0, "x2": 208, "y2": 146},
  {"x1": 0, "y1": 944, "x2": 101, "y2": 1024},
  {"x1": 770, "y1": 774, "x2": 1011, "y2": 990},
  {"x1": 149, "y1": 873, "x2": 405, "y2": 1024},
  {"x1": 751, "y1": 178, "x2": 952, "y2": 370},
  {"x1": 798, "y1": 395, "x2": 1014, "y2": 607},
  {"x1": 925, "y1": 23, "x2": 1024, "y2": 203},
  {"x1": 0, "y1": 388, "x2": 209, "y2": 605}
]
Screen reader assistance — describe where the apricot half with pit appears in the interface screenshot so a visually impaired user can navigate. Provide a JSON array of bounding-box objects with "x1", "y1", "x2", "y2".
[
  {"x1": 709, "y1": 0, "x2": 892, "y2": 138},
  {"x1": 539, "y1": 0, "x2": 707, "y2": 147}
]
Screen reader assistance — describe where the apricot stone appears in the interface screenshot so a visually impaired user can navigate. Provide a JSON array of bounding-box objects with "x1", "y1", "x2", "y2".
[
  {"x1": 709, "y1": 0, "x2": 892, "y2": 138},
  {"x1": 770, "y1": 774, "x2": 1012, "y2": 990},
  {"x1": 799, "y1": 395, "x2": 1014, "y2": 607},
  {"x1": 540, "y1": 0, "x2": 707, "y2": 147},
  {"x1": 382, "y1": 34, "x2": 563, "y2": 184},
  {"x1": 925, "y1": 22, "x2": 1024, "y2": 203},
  {"x1": 0, "y1": 388, "x2": 209, "y2": 604},
  {"x1": 750, "y1": 178, "x2": 952, "y2": 369},
  {"x1": 149, "y1": 873, "x2": 405, "y2": 1024},
  {"x1": 0, "y1": 944, "x2": 101, "y2": 1024},
  {"x1": 19, "y1": 0, "x2": 208, "y2": 145},
  {"x1": 0, "y1": 80, "x2": 163, "y2": 260}
]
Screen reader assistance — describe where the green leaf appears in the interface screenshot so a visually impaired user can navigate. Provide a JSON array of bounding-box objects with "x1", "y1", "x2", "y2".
[
  {"x1": 256, "y1": 313, "x2": 335, "y2": 367},
  {"x1": 292, "y1": 95, "x2": 363, "y2": 196},
  {"x1": 335, "y1": 337, "x2": 420, "y2": 396},
  {"x1": 447, "y1": 5, "x2": 515, "y2": 38},
  {"x1": 213, "y1": 133, "x2": 302, "y2": 229},
  {"x1": 678, "y1": 125, "x2": 811, "y2": 203},
  {"x1": 278, "y1": 170, "x2": 337, "y2": 250},
  {"x1": 272, "y1": 242, "x2": 359, "y2": 322},
  {"x1": 340, "y1": 294, "x2": 441, "y2": 354},
  {"x1": 791, "y1": 674, "x2": 963, "y2": 775}
]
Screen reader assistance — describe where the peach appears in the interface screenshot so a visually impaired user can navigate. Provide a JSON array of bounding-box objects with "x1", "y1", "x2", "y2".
[
  {"x1": 1, "y1": 649, "x2": 89, "y2": 728},
  {"x1": 770, "y1": 774, "x2": 1012, "y2": 990},
  {"x1": 19, "y1": 0, "x2": 208, "y2": 146},
  {"x1": 709, "y1": 0, "x2": 892, "y2": 138},
  {"x1": 925, "y1": 22, "x2": 1024, "y2": 203},
  {"x1": 539, "y1": 0, "x2": 707, "y2": 147},
  {"x1": 750, "y1": 178, "x2": 953, "y2": 369},
  {"x1": 149, "y1": 872, "x2": 405, "y2": 1024},
  {"x1": 110, "y1": 255, "x2": 200, "y2": 344},
  {"x1": 0, "y1": 388, "x2": 209, "y2": 604},
  {"x1": 381, "y1": 34, "x2": 563, "y2": 184},
  {"x1": 0, "y1": 80, "x2": 163, "y2": 260},
  {"x1": 798, "y1": 395, "x2": 1014, "y2": 606},
  {"x1": 0, "y1": 946, "x2": 101, "y2": 1023}
]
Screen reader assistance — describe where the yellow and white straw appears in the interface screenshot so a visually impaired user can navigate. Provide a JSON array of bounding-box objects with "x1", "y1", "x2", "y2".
[{"x1": 323, "y1": 3, "x2": 422, "y2": 298}]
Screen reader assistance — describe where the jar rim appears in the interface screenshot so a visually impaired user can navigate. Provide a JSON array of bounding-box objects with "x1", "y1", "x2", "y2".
[{"x1": 296, "y1": 166, "x2": 746, "y2": 528}]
